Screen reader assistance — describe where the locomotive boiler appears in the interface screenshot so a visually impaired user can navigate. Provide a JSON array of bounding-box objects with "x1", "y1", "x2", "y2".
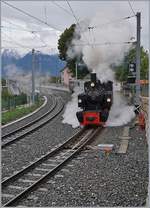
[{"x1": 76, "y1": 73, "x2": 113, "y2": 126}]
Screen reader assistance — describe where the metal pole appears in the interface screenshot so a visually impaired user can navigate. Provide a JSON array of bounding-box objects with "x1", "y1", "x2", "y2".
[
  {"x1": 38, "y1": 52, "x2": 42, "y2": 93},
  {"x1": 75, "y1": 62, "x2": 78, "y2": 80},
  {"x1": 135, "y1": 12, "x2": 141, "y2": 107},
  {"x1": 32, "y1": 48, "x2": 35, "y2": 104}
]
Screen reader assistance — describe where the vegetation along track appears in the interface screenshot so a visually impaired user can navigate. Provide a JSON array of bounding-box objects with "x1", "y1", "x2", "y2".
[
  {"x1": 2, "y1": 126, "x2": 101, "y2": 206},
  {"x1": 2, "y1": 96, "x2": 64, "y2": 149}
]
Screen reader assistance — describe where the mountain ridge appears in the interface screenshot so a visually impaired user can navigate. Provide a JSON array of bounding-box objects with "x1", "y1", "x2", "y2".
[{"x1": 2, "y1": 49, "x2": 66, "y2": 77}]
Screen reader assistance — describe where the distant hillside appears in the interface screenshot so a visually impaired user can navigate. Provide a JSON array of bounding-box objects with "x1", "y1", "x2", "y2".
[{"x1": 2, "y1": 49, "x2": 66, "y2": 77}]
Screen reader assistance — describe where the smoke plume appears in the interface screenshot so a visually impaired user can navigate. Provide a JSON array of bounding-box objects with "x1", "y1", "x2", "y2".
[{"x1": 62, "y1": 10, "x2": 135, "y2": 128}]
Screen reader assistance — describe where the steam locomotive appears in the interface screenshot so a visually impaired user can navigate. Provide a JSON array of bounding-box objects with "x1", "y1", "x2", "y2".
[{"x1": 76, "y1": 73, "x2": 113, "y2": 126}]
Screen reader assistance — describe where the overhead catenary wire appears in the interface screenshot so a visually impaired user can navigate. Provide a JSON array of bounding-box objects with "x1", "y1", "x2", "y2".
[
  {"x1": 3, "y1": 19, "x2": 37, "y2": 32},
  {"x1": 2, "y1": 25, "x2": 48, "y2": 48},
  {"x1": 2, "y1": 32, "x2": 48, "y2": 49},
  {"x1": 50, "y1": 1, "x2": 73, "y2": 16},
  {"x1": 65, "y1": 0, "x2": 90, "y2": 45},
  {"x1": 2, "y1": 34, "x2": 31, "y2": 49},
  {"x1": 2, "y1": 19, "x2": 50, "y2": 48},
  {"x1": 65, "y1": 0, "x2": 80, "y2": 25},
  {"x1": 43, "y1": 2, "x2": 48, "y2": 24},
  {"x1": 2, "y1": 19, "x2": 54, "y2": 33},
  {"x1": 2, "y1": 0, "x2": 61, "y2": 31},
  {"x1": 1, "y1": 25, "x2": 35, "y2": 32},
  {"x1": 32, "y1": 32, "x2": 47, "y2": 47},
  {"x1": 127, "y1": 0, "x2": 136, "y2": 16},
  {"x1": 72, "y1": 41, "x2": 135, "y2": 47},
  {"x1": 91, "y1": 14, "x2": 136, "y2": 29}
]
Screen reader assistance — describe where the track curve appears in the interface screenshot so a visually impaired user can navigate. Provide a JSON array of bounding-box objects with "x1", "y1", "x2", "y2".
[{"x1": 2, "y1": 96, "x2": 64, "y2": 149}]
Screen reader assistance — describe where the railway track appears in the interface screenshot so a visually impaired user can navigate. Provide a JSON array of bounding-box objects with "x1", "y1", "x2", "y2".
[
  {"x1": 2, "y1": 96, "x2": 64, "y2": 149},
  {"x1": 2, "y1": 127, "x2": 101, "y2": 207}
]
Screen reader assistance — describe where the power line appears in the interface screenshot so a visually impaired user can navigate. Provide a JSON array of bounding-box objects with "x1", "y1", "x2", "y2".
[
  {"x1": 3, "y1": 19, "x2": 34, "y2": 32},
  {"x1": 2, "y1": 20, "x2": 55, "y2": 34},
  {"x1": 2, "y1": 32, "x2": 48, "y2": 49},
  {"x1": 65, "y1": 0, "x2": 80, "y2": 25},
  {"x1": 50, "y1": 1, "x2": 73, "y2": 16},
  {"x1": 2, "y1": 19, "x2": 50, "y2": 48},
  {"x1": 128, "y1": 0, "x2": 136, "y2": 16},
  {"x1": 2, "y1": 26, "x2": 48, "y2": 48},
  {"x1": 91, "y1": 15, "x2": 136, "y2": 29},
  {"x1": 1, "y1": 25, "x2": 33, "y2": 32},
  {"x1": 44, "y1": 2, "x2": 47, "y2": 24},
  {"x1": 3, "y1": 33, "x2": 31, "y2": 49},
  {"x1": 2, "y1": 1, "x2": 61, "y2": 31},
  {"x1": 32, "y1": 32, "x2": 47, "y2": 47},
  {"x1": 65, "y1": 0, "x2": 90, "y2": 45},
  {"x1": 72, "y1": 41, "x2": 135, "y2": 47}
]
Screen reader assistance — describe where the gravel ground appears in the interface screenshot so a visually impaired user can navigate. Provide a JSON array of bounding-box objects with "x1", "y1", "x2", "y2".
[
  {"x1": 2, "y1": 90, "x2": 79, "y2": 180},
  {"x1": 2, "y1": 94, "x2": 54, "y2": 136},
  {"x1": 16, "y1": 124, "x2": 148, "y2": 207}
]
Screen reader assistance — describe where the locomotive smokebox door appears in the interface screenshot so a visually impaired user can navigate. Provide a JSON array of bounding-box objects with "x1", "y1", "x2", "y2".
[{"x1": 91, "y1": 73, "x2": 97, "y2": 84}]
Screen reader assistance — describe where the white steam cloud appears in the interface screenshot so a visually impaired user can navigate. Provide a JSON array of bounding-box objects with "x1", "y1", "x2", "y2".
[
  {"x1": 62, "y1": 86, "x2": 83, "y2": 128},
  {"x1": 106, "y1": 91, "x2": 135, "y2": 126},
  {"x1": 5, "y1": 64, "x2": 51, "y2": 95},
  {"x1": 62, "y1": 10, "x2": 135, "y2": 128}
]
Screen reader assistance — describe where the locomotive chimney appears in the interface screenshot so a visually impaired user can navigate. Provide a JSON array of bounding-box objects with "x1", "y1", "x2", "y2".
[{"x1": 91, "y1": 73, "x2": 97, "y2": 83}]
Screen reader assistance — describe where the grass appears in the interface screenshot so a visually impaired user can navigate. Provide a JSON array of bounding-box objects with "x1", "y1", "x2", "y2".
[{"x1": 2, "y1": 99, "x2": 44, "y2": 125}]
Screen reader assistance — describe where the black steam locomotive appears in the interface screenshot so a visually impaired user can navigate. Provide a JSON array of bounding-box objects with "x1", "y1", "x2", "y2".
[{"x1": 76, "y1": 73, "x2": 113, "y2": 126}]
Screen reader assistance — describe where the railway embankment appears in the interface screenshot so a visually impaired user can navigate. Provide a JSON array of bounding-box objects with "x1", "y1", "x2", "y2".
[{"x1": 2, "y1": 96, "x2": 46, "y2": 126}]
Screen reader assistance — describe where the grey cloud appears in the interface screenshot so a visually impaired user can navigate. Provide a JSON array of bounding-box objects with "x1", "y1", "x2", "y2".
[{"x1": 1, "y1": 1, "x2": 149, "y2": 55}]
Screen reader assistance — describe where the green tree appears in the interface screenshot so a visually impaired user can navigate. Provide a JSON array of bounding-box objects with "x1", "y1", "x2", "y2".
[
  {"x1": 58, "y1": 24, "x2": 76, "y2": 60},
  {"x1": 115, "y1": 46, "x2": 149, "y2": 81},
  {"x1": 58, "y1": 24, "x2": 88, "y2": 78}
]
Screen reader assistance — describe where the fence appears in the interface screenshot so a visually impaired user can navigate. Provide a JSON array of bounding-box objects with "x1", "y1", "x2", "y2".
[
  {"x1": 2, "y1": 93, "x2": 40, "y2": 111},
  {"x1": 2, "y1": 94, "x2": 27, "y2": 111}
]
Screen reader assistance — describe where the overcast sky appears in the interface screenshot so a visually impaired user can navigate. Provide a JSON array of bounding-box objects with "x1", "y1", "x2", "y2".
[{"x1": 1, "y1": 1, "x2": 149, "y2": 55}]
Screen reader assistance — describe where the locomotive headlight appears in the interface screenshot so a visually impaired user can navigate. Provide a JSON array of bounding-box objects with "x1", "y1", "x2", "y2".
[
  {"x1": 107, "y1": 98, "x2": 111, "y2": 102},
  {"x1": 91, "y1": 82, "x2": 95, "y2": 87},
  {"x1": 78, "y1": 99, "x2": 82, "y2": 103}
]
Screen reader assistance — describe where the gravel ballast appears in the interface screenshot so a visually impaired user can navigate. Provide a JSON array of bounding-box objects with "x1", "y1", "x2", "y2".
[
  {"x1": 2, "y1": 91, "x2": 79, "y2": 180},
  {"x1": 15, "y1": 125, "x2": 148, "y2": 207}
]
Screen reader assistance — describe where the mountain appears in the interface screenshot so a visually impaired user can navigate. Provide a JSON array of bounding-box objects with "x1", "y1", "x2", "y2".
[
  {"x1": 2, "y1": 49, "x2": 66, "y2": 77},
  {"x1": 2, "y1": 49, "x2": 21, "y2": 60},
  {"x1": 2, "y1": 49, "x2": 19, "y2": 73}
]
